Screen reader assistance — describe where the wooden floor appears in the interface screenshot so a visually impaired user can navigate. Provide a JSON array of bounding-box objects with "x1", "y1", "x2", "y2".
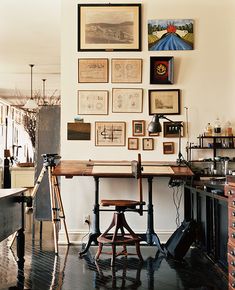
[{"x1": 0, "y1": 220, "x2": 228, "y2": 290}]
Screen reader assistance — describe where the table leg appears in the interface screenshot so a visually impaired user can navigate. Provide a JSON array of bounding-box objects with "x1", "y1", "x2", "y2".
[
  {"x1": 16, "y1": 228, "x2": 25, "y2": 289},
  {"x1": 79, "y1": 176, "x2": 101, "y2": 256},
  {"x1": 140, "y1": 177, "x2": 165, "y2": 254}
]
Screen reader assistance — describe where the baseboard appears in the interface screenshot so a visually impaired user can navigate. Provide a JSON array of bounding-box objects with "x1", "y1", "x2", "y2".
[{"x1": 58, "y1": 230, "x2": 174, "y2": 245}]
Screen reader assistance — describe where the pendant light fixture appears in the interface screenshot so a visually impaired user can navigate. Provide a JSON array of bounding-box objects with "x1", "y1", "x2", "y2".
[
  {"x1": 42, "y1": 78, "x2": 46, "y2": 106},
  {"x1": 23, "y1": 64, "x2": 38, "y2": 110}
]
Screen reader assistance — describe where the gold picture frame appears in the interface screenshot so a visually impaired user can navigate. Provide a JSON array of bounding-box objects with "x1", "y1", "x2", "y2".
[
  {"x1": 78, "y1": 58, "x2": 109, "y2": 83},
  {"x1": 95, "y1": 122, "x2": 126, "y2": 146},
  {"x1": 111, "y1": 58, "x2": 142, "y2": 83}
]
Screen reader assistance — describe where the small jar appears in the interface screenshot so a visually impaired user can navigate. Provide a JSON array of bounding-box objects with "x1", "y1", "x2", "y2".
[
  {"x1": 214, "y1": 118, "x2": 222, "y2": 136},
  {"x1": 225, "y1": 121, "x2": 233, "y2": 136}
]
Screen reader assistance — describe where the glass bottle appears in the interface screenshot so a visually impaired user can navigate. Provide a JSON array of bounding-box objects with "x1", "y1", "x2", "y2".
[
  {"x1": 225, "y1": 121, "x2": 233, "y2": 136},
  {"x1": 214, "y1": 118, "x2": 222, "y2": 136},
  {"x1": 204, "y1": 123, "x2": 213, "y2": 136}
]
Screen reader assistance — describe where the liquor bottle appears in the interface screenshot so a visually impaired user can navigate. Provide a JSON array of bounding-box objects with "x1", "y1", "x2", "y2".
[
  {"x1": 225, "y1": 121, "x2": 233, "y2": 136},
  {"x1": 214, "y1": 118, "x2": 222, "y2": 136},
  {"x1": 204, "y1": 123, "x2": 213, "y2": 136}
]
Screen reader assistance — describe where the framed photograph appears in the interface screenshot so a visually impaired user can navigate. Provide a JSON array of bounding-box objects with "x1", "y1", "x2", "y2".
[
  {"x1": 78, "y1": 58, "x2": 108, "y2": 83},
  {"x1": 128, "y1": 138, "x2": 139, "y2": 150},
  {"x1": 77, "y1": 4, "x2": 141, "y2": 51},
  {"x1": 95, "y1": 122, "x2": 126, "y2": 146},
  {"x1": 150, "y1": 56, "x2": 173, "y2": 84},
  {"x1": 67, "y1": 122, "x2": 91, "y2": 140},
  {"x1": 143, "y1": 138, "x2": 154, "y2": 151},
  {"x1": 163, "y1": 142, "x2": 174, "y2": 154},
  {"x1": 132, "y1": 120, "x2": 145, "y2": 136},
  {"x1": 149, "y1": 89, "x2": 180, "y2": 115},
  {"x1": 111, "y1": 58, "x2": 142, "y2": 83},
  {"x1": 78, "y1": 90, "x2": 108, "y2": 115},
  {"x1": 148, "y1": 19, "x2": 194, "y2": 51},
  {"x1": 163, "y1": 121, "x2": 184, "y2": 137},
  {"x1": 112, "y1": 88, "x2": 143, "y2": 113}
]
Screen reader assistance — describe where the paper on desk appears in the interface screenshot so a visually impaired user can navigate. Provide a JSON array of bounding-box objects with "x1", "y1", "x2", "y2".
[
  {"x1": 142, "y1": 166, "x2": 174, "y2": 174},
  {"x1": 92, "y1": 165, "x2": 132, "y2": 174}
]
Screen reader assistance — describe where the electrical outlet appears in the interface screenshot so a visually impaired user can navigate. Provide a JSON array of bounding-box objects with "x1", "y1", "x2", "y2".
[{"x1": 83, "y1": 214, "x2": 90, "y2": 225}]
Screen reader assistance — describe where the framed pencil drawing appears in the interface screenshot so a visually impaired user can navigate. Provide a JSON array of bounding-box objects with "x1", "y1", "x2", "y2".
[
  {"x1": 78, "y1": 58, "x2": 108, "y2": 83},
  {"x1": 150, "y1": 56, "x2": 173, "y2": 84},
  {"x1": 149, "y1": 89, "x2": 180, "y2": 115},
  {"x1": 143, "y1": 138, "x2": 154, "y2": 150},
  {"x1": 95, "y1": 122, "x2": 126, "y2": 146},
  {"x1": 112, "y1": 88, "x2": 143, "y2": 113},
  {"x1": 111, "y1": 58, "x2": 142, "y2": 83},
  {"x1": 128, "y1": 138, "x2": 139, "y2": 150},
  {"x1": 132, "y1": 120, "x2": 145, "y2": 136},
  {"x1": 77, "y1": 90, "x2": 108, "y2": 115},
  {"x1": 77, "y1": 4, "x2": 141, "y2": 51}
]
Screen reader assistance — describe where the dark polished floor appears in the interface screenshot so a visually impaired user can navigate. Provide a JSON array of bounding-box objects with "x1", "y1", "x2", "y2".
[{"x1": 0, "y1": 221, "x2": 228, "y2": 290}]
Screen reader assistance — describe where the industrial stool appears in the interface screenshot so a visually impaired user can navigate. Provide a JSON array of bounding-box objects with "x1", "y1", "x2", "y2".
[{"x1": 95, "y1": 154, "x2": 145, "y2": 266}]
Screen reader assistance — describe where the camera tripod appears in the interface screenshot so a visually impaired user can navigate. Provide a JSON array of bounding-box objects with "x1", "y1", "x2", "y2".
[{"x1": 30, "y1": 153, "x2": 70, "y2": 254}]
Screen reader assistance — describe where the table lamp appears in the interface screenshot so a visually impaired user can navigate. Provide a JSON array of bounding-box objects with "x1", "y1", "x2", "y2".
[{"x1": 148, "y1": 114, "x2": 186, "y2": 166}]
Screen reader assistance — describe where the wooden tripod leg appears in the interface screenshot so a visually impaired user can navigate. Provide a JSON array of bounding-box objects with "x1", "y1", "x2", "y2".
[
  {"x1": 48, "y1": 167, "x2": 59, "y2": 254},
  {"x1": 52, "y1": 175, "x2": 70, "y2": 245}
]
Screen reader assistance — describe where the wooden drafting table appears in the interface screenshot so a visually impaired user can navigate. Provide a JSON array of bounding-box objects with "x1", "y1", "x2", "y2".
[{"x1": 53, "y1": 160, "x2": 194, "y2": 255}]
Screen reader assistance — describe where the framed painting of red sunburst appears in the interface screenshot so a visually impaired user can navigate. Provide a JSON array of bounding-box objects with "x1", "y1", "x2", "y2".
[{"x1": 148, "y1": 19, "x2": 194, "y2": 51}]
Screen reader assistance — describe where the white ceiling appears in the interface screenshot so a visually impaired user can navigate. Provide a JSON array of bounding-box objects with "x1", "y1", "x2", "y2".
[{"x1": 0, "y1": 0, "x2": 60, "y2": 104}]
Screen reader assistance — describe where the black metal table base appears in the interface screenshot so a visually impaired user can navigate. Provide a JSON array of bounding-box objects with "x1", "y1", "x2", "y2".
[{"x1": 79, "y1": 176, "x2": 165, "y2": 256}]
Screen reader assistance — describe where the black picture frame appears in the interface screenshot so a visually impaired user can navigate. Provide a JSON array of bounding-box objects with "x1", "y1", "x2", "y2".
[
  {"x1": 77, "y1": 4, "x2": 141, "y2": 52},
  {"x1": 150, "y1": 56, "x2": 174, "y2": 84},
  {"x1": 163, "y1": 121, "x2": 184, "y2": 138}
]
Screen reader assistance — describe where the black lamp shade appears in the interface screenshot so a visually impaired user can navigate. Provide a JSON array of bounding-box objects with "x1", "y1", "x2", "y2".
[{"x1": 148, "y1": 115, "x2": 162, "y2": 133}]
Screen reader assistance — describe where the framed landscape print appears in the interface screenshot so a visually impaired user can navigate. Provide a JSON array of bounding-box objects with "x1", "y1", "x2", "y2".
[
  {"x1": 78, "y1": 90, "x2": 108, "y2": 115},
  {"x1": 163, "y1": 121, "x2": 184, "y2": 137},
  {"x1": 112, "y1": 88, "x2": 143, "y2": 113},
  {"x1": 67, "y1": 122, "x2": 91, "y2": 140},
  {"x1": 149, "y1": 89, "x2": 180, "y2": 115},
  {"x1": 148, "y1": 19, "x2": 194, "y2": 51},
  {"x1": 132, "y1": 120, "x2": 145, "y2": 136},
  {"x1": 150, "y1": 56, "x2": 173, "y2": 84},
  {"x1": 77, "y1": 4, "x2": 141, "y2": 51},
  {"x1": 128, "y1": 138, "x2": 139, "y2": 150},
  {"x1": 78, "y1": 58, "x2": 108, "y2": 83},
  {"x1": 95, "y1": 122, "x2": 126, "y2": 146},
  {"x1": 143, "y1": 138, "x2": 154, "y2": 150},
  {"x1": 111, "y1": 58, "x2": 142, "y2": 83}
]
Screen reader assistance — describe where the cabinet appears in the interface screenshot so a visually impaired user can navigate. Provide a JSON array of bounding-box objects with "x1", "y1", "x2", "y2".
[
  {"x1": 187, "y1": 136, "x2": 235, "y2": 177},
  {"x1": 225, "y1": 176, "x2": 235, "y2": 289}
]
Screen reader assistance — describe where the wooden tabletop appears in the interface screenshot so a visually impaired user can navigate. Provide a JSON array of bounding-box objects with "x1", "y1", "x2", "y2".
[
  {"x1": 53, "y1": 160, "x2": 194, "y2": 178},
  {"x1": 0, "y1": 188, "x2": 27, "y2": 199}
]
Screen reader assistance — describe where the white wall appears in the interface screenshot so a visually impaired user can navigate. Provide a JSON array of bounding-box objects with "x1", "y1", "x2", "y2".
[{"x1": 61, "y1": 0, "x2": 235, "y2": 242}]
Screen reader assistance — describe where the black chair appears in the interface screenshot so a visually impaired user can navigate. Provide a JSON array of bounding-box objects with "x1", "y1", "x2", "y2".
[{"x1": 95, "y1": 153, "x2": 145, "y2": 266}]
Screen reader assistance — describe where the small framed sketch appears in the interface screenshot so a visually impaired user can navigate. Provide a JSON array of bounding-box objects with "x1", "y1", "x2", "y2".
[
  {"x1": 150, "y1": 56, "x2": 174, "y2": 84},
  {"x1": 78, "y1": 58, "x2": 108, "y2": 83},
  {"x1": 143, "y1": 138, "x2": 154, "y2": 150},
  {"x1": 163, "y1": 142, "x2": 174, "y2": 154},
  {"x1": 111, "y1": 58, "x2": 142, "y2": 83},
  {"x1": 128, "y1": 138, "x2": 139, "y2": 150},
  {"x1": 149, "y1": 89, "x2": 180, "y2": 115},
  {"x1": 163, "y1": 121, "x2": 184, "y2": 137},
  {"x1": 78, "y1": 90, "x2": 108, "y2": 115},
  {"x1": 112, "y1": 88, "x2": 143, "y2": 113},
  {"x1": 95, "y1": 121, "x2": 126, "y2": 146},
  {"x1": 132, "y1": 120, "x2": 145, "y2": 136},
  {"x1": 77, "y1": 4, "x2": 141, "y2": 51}
]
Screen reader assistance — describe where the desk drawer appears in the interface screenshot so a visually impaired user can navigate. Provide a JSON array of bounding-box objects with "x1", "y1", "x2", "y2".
[
  {"x1": 226, "y1": 184, "x2": 235, "y2": 198},
  {"x1": 229, "y1": 273, "x2": 235, "y2": 289},
  {"x1": 229, "y1": 207, "x2": 235, "y2": 223}
]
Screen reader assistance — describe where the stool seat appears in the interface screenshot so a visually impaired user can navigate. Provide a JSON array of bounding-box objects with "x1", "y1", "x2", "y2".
[
  {"x1": 101, "y1": 199, "x2": 144, "y2": 208},
  {"x1": 97, "y1": 234, "x2": 141, "y2": 245}
]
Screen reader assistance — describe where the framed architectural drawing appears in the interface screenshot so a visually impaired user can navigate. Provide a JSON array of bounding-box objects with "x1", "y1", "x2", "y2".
[
  {"x1": 78, "y1": 58, "x2": 108, "y2": 83},
  {"x1": 150, "y1": 56, "x2": 173, "y2": 84},
  {"x1": 78, "y1": 90, "x2": 108, "y2": 115},
  {"x1": 111, "y1": 58, "x2": 142, "y2": 83},
  {"x1": 112, "y1": 88, "x2": 143, "y2": 113},
  {"x1": 143, "y1": 138, "x2": 154, "y2": 150},
  {"x1": 95, "y1": 122, "x2": 126, "y2": 146},
  {"x1": 128, "y1": 138, "x2": 139, "y2": 150},
  {"x1": 132, "y1": 120, "x2": 145, "y2": 136},
  {"x1": 77, "y1": 4, "x2": 141, "y2": 51},
  {"x1": 149, "y1": 89, "x2": 180, "y2": 115}
]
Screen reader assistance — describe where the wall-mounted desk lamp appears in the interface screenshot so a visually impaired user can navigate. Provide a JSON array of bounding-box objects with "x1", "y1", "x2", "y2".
[{"x1": 148, "y1": 114, "x2": 186, "y2": 166}]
